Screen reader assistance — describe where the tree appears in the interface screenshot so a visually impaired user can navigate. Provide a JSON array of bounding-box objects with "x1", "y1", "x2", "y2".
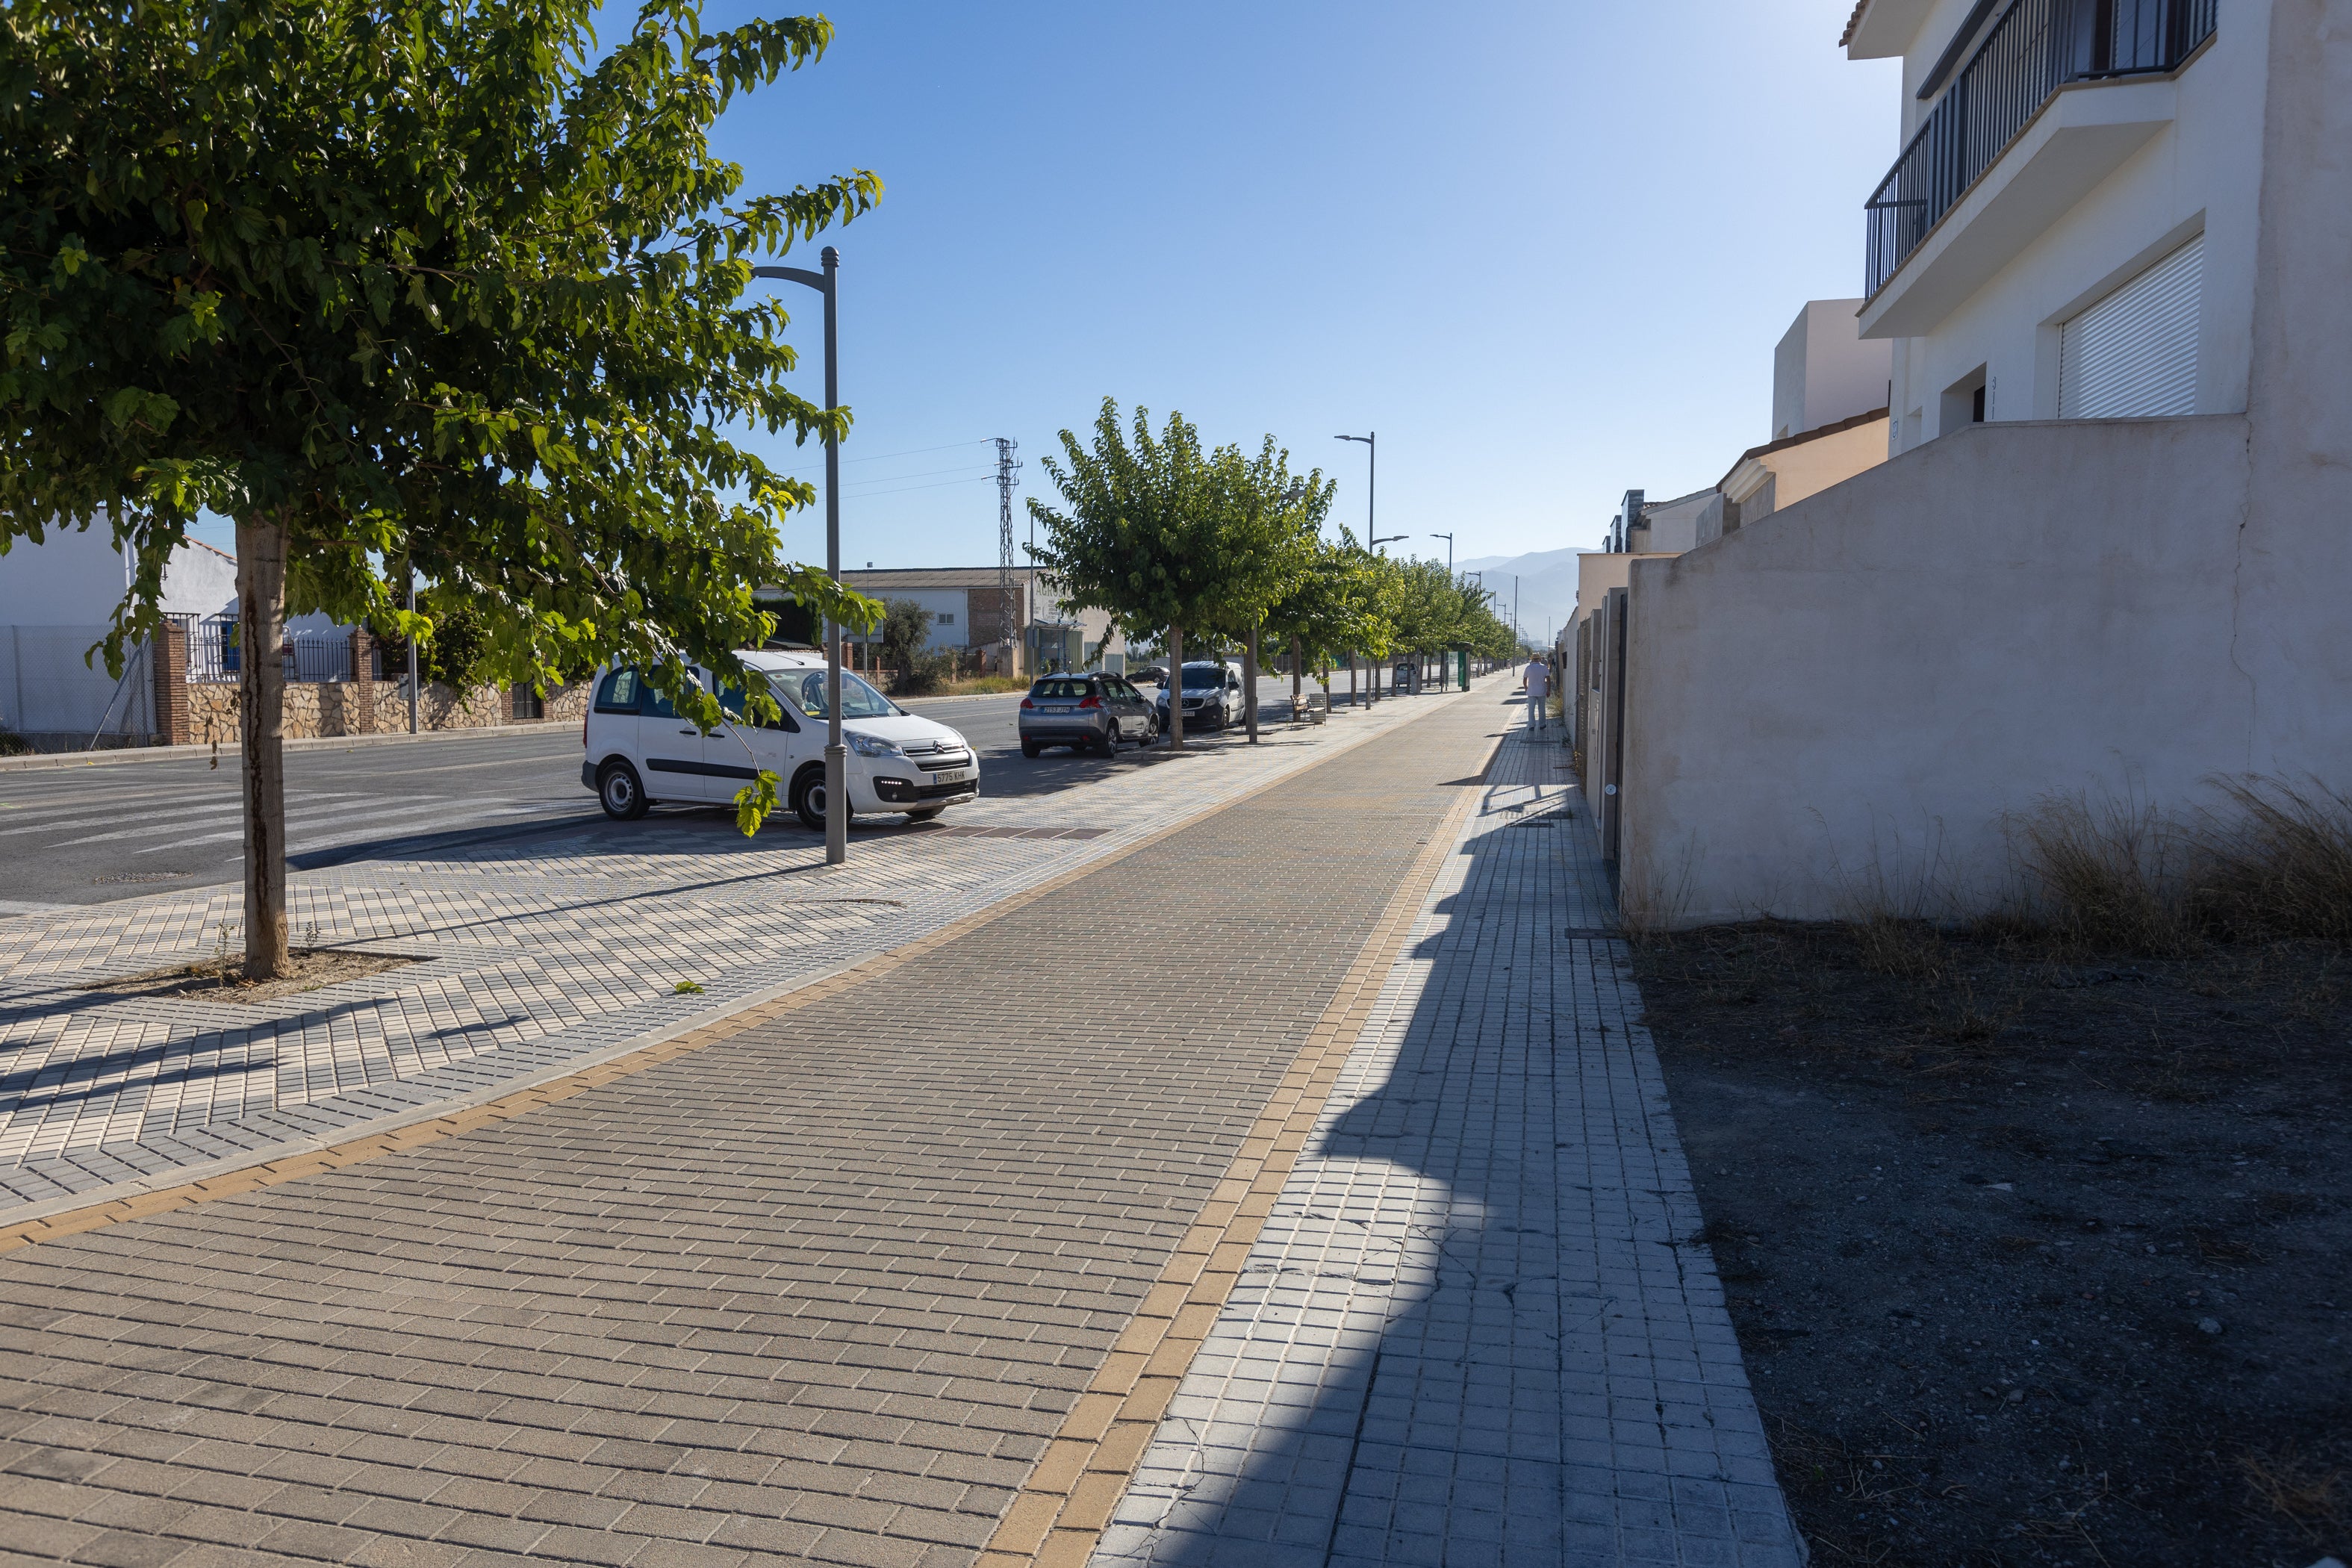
[
  {"x1": 1027, "y1": 400, "x2": 1225, "y2": 749},
  {"x1": 1, "y1": 0, "x2": 880, "y2": 977},
  {"x1": 1200, "y1": 438, "x2": 1328, "y2": 740},
  {"x1": 1264, "y1": 532, "x2": 1378, "y2": 712},
  {"x1": 876, "y1": 598, "x2": 934, "y2": 672}
]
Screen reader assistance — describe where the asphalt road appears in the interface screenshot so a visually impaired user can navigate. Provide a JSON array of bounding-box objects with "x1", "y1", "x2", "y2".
[{"x1": 0, "y1": 678, "x2": 1395, "y2": 909}]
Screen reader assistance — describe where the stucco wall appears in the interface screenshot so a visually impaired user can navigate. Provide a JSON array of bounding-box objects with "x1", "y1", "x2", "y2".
[{"x1": 1620, "y1": 416, "x2": 2257, "y2": 926}]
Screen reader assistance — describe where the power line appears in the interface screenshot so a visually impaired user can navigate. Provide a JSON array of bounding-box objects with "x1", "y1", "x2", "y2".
[
  {"x1": 769, "y1": 438, "x2": 995, "y2": 478},
  {"x1": 838, "y1": 473, "x2": 996, "y2": 500},
  {"x1": 839, "y1": 461, "x2": 1000, "y2": 488}
]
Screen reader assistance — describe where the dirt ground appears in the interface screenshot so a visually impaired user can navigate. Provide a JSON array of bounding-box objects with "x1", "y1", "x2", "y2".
[
  {"x1": 1633, "y1": 922, "x2": 2351, "y2": 1568},
  {"x1": 84, "y1": 948, "x2": 411, "y2": 1004}
]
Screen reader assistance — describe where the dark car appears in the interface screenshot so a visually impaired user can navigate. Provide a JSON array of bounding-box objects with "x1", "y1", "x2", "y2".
[
  {"x1": 1130, "y1": 665, "x2": 1169, "y2": 687},
  {"x1": 1018, "y1": 673, "x2": 1158, "y2": 756}
]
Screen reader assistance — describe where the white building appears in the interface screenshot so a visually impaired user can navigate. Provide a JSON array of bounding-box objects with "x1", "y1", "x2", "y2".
[
  {"x1": 1847, "y1": 0, "x2": 2244, "y2": 449},
  {"x1": 1601, "y1": 0, "x2": 2352, "y2": 925},
  {"x1": 1773, "y1": 298, "x2": 1892, "y2": 440},
  {"x1": 0, "y1": 525, "x2": 239, "y2": 745}
]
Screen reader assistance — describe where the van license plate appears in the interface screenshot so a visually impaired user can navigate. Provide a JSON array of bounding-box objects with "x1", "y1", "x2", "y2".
[{"x1": 932, "y1": 767, "x2": 977, "y2": 784}]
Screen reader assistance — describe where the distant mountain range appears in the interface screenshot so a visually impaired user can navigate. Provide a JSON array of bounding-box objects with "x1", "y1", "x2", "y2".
[{"x1": 1452, "y1": 547, "x2": 1591, "y2": 645}]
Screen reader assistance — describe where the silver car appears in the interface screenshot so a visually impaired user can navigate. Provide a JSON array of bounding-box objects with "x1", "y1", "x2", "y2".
[{"x1": 1019, "y1": 673, "x2": 1157, "y2": 756}]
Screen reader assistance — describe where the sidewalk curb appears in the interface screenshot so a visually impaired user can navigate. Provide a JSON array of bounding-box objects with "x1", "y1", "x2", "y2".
[
  {"x1": 0, "y1": 721, "x2": 577, "y2": 774},
  {"x1": 0, "y1": 676, "x2": 1511, "y2": 1248}
]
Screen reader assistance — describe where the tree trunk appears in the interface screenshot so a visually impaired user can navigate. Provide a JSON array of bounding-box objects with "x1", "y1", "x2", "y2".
[
  {"x1": 1290, "y1": 635, "x2": 1303, "y2": 718},
  {"x1": 1166, "y1": 623, "x2": 1185, "y2": 750},
  {"x1": 235, "y1": 512, "x2": 293, "y2": 980},
  {"x1": 1243, "y1": 622, "x2": 1260, "y2": 744}
]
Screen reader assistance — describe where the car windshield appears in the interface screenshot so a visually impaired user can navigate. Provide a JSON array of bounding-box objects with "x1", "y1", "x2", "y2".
[
  {"x1": 778, "y1": 669, "x2": 898, "y2": 720},
  {"x1": 1181, "y1": 665, "x2": 1225, "y2": 689},
  {"x1": 1033, "y1": 679, "x2": 1090, "y2": 700}
]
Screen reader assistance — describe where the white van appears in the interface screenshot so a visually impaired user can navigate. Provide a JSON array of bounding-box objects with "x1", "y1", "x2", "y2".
[{"x1": 581, "y1": 649, "x2": 979, "y2": 829}]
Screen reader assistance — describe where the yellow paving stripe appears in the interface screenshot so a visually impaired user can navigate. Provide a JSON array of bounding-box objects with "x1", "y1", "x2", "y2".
[{"x1": 974, "y1": 756, "x2": 1493, "y2": 1568}]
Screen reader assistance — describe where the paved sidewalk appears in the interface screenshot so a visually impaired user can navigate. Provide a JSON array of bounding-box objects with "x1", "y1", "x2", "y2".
[
  {"x1": 0, "y1": 688, "x2": 1473, "y2": 1219},
  {"x1": 1088, "y1": 711, "x2": 1802, "y2": 1567},
  {"x1": 0, "y1": 683, "x2": 1525, "y2": 1568},
  {"x1": 0, "y1": 688, "x2": 1804, "y2": 1568}
]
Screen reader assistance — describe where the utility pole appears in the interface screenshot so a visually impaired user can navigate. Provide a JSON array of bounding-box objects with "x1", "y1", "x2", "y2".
[
  {"x1": 995, "y1": 438, "x2": 1020, "y2": 676},
  {"x1": 404, "y1": 557, "x2": 418, "y2": 734}
]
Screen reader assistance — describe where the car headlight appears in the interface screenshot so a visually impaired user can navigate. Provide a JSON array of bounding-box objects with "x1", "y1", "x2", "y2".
[{"x1": 846, "y1": 732, "x2": 902, "y2": 759}]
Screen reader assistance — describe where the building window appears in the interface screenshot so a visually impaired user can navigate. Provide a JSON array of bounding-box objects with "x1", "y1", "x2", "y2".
[
  {"x1": 936, "y1": 612, "x2": 954, "y2": 626},
  {"x1": 2059, "y1": 235, "x2": 2203, "y2": 420}
]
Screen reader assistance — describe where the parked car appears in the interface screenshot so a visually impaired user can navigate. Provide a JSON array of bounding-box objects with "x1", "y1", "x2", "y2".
[
  {"x1": 1130, "y1": 665, "x2": 1169, "y2": 687},
  {"x1": 1154, "y1": 660, "x2": 1245, "y2": 732},
  {"x1": 1018, "y1": 673, "x2": 1157, "y2": 756},
  {"x1": 583, "y1": 650, "x2": 979, "y2": 828}
]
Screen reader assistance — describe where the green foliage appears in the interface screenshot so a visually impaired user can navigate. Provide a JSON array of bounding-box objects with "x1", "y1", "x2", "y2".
[
  {"x1": 877, "y1": 597, "x2": 933, "y2": 669},
  {"x1": 732, "y1": 769, "x2": 780, "y2": 838},
  {"x1": 1027, "y1": 400, "x2": 1227, "y2": 649},
  {"x1": 0, "y1": 0, "x2": 884, "y2": 728},
  {"x1": 1027, "y1": 399, "x2": 1332, "y2": 695},
  {"x1": 418, "y1": 595, "x2": 491, "y2": 689}
]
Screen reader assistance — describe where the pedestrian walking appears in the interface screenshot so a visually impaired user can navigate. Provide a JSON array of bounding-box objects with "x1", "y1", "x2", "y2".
[{"x1": 1522, "y1": 654, "x2": 1551, "y2": 731}]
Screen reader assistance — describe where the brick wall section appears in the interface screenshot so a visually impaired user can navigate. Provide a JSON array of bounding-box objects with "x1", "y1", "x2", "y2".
[
  {"x1": 148, "y1": 622, "x2": 190, "y2": 745},
  {"x1": 0, "y1": 696, "x2": 1506, "y2": 1568}
]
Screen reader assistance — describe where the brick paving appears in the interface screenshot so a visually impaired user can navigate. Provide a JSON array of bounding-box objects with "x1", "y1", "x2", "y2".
[
  {"x1": 0, "y1": 694, "x2": 1455, "y2": 1217},
  {"x1": 1089, "y1": 709, "x2": 1802, "y2": 1567},
  {"x1": 0, "y1": 683, "x2": 1543, "y2": 1568}
]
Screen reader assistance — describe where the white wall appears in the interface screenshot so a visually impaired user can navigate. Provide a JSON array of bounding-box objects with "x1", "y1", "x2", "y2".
[
  {"x1": 1621, "y1": 416, "x2": 2259, "y2": 926},
  {"x1": 1, "y1": 526, "x2": 240, "y2": 625},
  {"x1": 0, "y1": 526, "x2": 126, "y2": 625},
  {"x1": 1874, "y1": 2, "x2": 2272, "y2": 452}
]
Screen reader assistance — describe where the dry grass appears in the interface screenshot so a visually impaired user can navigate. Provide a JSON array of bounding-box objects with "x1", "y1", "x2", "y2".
[
  {"x1": 2012, "y1": 777, "x2": 2352, "y2": 954},
  {"x1": 2239, "y1": 1449, "x2": 2346, "y2": 1540}
]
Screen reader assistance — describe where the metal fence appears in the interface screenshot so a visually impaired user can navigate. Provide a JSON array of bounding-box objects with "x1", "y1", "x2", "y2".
[
  {"x1": 1864, "y1": 0, "x2": 2218, "y2": 297},
  {"x1": 0, "y1": 624, "x2": 155, "y2": 741},
  {"x1": 186, "y1": 617, "x2": 356, "y2": 683}
]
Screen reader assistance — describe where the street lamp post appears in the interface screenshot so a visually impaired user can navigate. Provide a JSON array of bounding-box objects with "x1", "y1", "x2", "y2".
[
  {"x1": 1336, "y1": 432, "x2": 1377, "y2": 706},
  {"x1": 1365, "y1": 530, "x2": 1407, "y2": 702},
  {"x1": 1428, "y1": 532, "x2": 1454, "y2": 694},
  {"x1": 750, "y1": 249, "x2": 847, "y2": 867}
]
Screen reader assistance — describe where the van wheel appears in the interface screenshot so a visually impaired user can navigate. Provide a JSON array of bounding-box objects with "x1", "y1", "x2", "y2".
[
  {"x1": 904, "y1": 807, "x2": 944, "y2": 822},
  {"x1": 598, "y1": 761, "x2": 650, "y2": 821},
  {"x1": 791, "y1": 765, "x2": 833, "y2": 833}
]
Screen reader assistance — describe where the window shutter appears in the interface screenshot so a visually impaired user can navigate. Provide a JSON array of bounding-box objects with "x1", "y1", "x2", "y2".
[{"x1": 2059, "y1": 236, "x2": 2203, "y2": 419}]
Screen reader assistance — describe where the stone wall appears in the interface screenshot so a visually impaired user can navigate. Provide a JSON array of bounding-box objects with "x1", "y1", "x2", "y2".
[{"x1": 182, "y1": 679, "x2": 590, "y2": 744}]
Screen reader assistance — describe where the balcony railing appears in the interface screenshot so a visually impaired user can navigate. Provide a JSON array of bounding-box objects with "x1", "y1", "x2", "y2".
[{"x1": 1864, "y1": 0, "x2": 2216, "y2": 298}]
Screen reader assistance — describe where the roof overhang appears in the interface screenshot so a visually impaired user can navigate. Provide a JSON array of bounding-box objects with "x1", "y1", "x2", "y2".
[{"x1": 1844, "y1": 0, "x2": 1938, "y2": 59}]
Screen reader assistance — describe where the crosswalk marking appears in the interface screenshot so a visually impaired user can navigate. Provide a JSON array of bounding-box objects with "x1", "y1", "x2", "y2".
[
  {"x1": 2, "y1": 791, "x2": 365, "y2": 841},
  {"x1": 138, "y1": 796, "x2": 517, "y2": 853}
]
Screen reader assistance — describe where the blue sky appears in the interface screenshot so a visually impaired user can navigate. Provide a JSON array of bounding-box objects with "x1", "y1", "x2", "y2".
[{"x1": 193, "y1": 2, "x2": 1900, "y2": 570}]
